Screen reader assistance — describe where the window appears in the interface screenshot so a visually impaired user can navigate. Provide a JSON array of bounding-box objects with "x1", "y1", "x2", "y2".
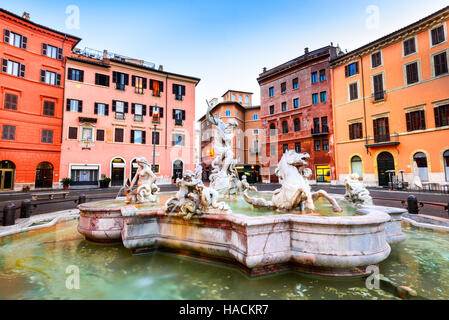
[
  {"x1": 294, "y1": 118, "x2": 300, "y2": 132},
  {"x1": 245, "y1": 96, "x2": 249, "y2": 104},
  {"x1": 314, "y1": 140, "x2": 321, "y2": 151},
  {"x1": 173, "y1": 109, "x2": 185, "y2": 125},
  {"x1": 349, "y1": 83, "x2": 358, "y2": 101},
  {"x1": 313, "y1": 118, "x2": 320, "y2": 133},
  {"x1": 96, "y1": 129, "x2": 105, "y2": 141},
  {"x1": 269, "y1": 105, "x2": 274, "y2": 115},
  {"x1": 435, "y1": 104, "x2": 449, "y2": 127},
  {"x1": 293, "y1": 78, "x2": 299, "y2": 89},
  {"x1": 113, "y1": 101, "x2": 127, "y2": 120},
  {"x1": 270, "y1": 145, "x2": 276, "y2": 155},
  {"x1": 236, "y1": 111, "x2": 240, "y2": 119},
  {"x1": 150, "y1": 80, "x2": 164, "y2": 97},
  {"x1": 373, "y1": 117, "x2": 390, "y2": 143},
  {"x1": 345, "y1": 62, "x2": 359, "y2": 77},
  {"x1": 151, "y1": 164, "x2": 160, "y2": 174},
  {"x1": 41, "y1": 129, "x2": 53, "y2": 143},
  {"x1": 433, "y1": 52, "x2": 448, "y2": 77},
  {"x1": 281, "y1": 82, "x2": 286, "y2": 93},
  {"x1": 253, "y1": 140, "x2": 259, "y2": 153},
  {"x1": 152, "y1": 131, "x2": 160, "y2": 145},
  {"x1": 269, "y1": 87, "x2": 274, "y2": 97},
  {"x1": 4, "y1": 93, "x2": 18, "y2": 110},
  {"x1": 414, "y1": 152, "x2": 429, "y2": 182},
  {"x1": 66, "y1": 99, "x2": 82, "y2": 112},
  {"x1": 2, "y1": 125, "x2": 15, "y2": 140},
  {"x1": 112, "y1": 71, "x2": 129, "y2": 90},
  {"x1": 68, "y1": 127, "x2": 78, "y2": 140},
  {"x1": 321, "y1": 116, "x2": 328, "y2": 132},
  {"x1": 238, "y1": 95, "x2": 243, "y2": 103},
  {"x1": 225, "y1": 110, "x2": 231, "y2": 117},
  {"x1": 320, "y1": 91, "x2": 327, "y2": 103},
  {"x1": 131, "y1": 130, "x2": 146, "y2": 144},
  {"x1": 406, "y1": 110, "x2": 426, "y2": 132},
  {"x1": 319, "y1": 69, "x2": 326, "y2": 81},
  {"x1": 311, "y1": 72, "x2": 318, "y2": 84},
  {"x1": 312, "y1": 93, "x2": 319, "y2": 104},
  {"x1": 43, "y1": 101, "x2": 55, "y2": 116},
  {"x1": 132, "y1": 103, "x2": 146, "y2": 122},
  {"x1": 3, "y1": 29, "x2": 27, "y2": 49},
  {"x1": 282, "y1": 121, "x2": 288, "y2": 134},
  {"x1": 293, "y1": 98, "x2": 300, "y2": 109},
  {"x1": 431, "y1": 25, "x2": 446, "y2": 46},
  {"x1": 406, "y1": 62, "x2": 419, "y2": 85},
  {"x1": 40, "y1": 70, "x2": 61, "y2": 86},
  {"x1": 231, "y1": 94, "x2": 236, "y2": 101},
  {"x1": 403, "y1": 38, "x2": 416, "y2": 56},
  {"x1": 42, "y1": 44, "x2": 62, "y2": 60},
  {"x1": 269, "y1": 123, "x2": 276, "y2": 136},
  {"x1": 295, "y1": 142, "x2": 301, "y2": 153},
  {"x1": 253, "y1": 113, "x2": 258, "y2": 120},
  {"x1": 81, "y1": 127, "x2": 93, "y2": 142},
  {"x1": 282, "y1": 102, "x2": 287, "y2": 112},
  {"x1": 349, "y1": 123, "x2": 363, "y2": 140},
  {"x1": 253, "y1": 129, "x2": 259, "y2": 135},
  {"x1": 95, "y1": 73, "x2": 110, "y2": 86},
  {"x1": 172, "y1": 133, "x2": 185, "y2": 146},
  {"x1": 94, "y1": 103, "x2": 108, "y2": 116},
  {"x1": 132, "y1": 76, "x2": 147, "y2": 94},
  {"x1": 114, "y1": 128, "x2": 124, "y2": 143},
  {"x1": 67, "y1": 68, "x2": 84, "y2": 82},
  {"x1": 351, "y1": 156, "x2": 363, "y2": 178},
  {"x1": 371, "y1": 52, "x2": 382, "y2": 68},
  {"x1": 373, "y1": 74, "x2": 384, "y2": 101},
  {"x1": 283, "y1": 144, "x2": 288, "y2": 153},
  {"x1": 173, "y1": 84, "x2": 186, "y2": 100},
  {"x1": 150, "y1": 105, "x2": 164, "y2": 120},
  {"x1": 322, "y1": 140, "x2": 329, "y2": 151},
  {"x1": 1, "y1": 59, "x2": 25, "y2": 78}
]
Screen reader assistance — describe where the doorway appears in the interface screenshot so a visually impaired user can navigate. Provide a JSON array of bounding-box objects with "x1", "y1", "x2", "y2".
[
  {"x1": 377, "y1": 152, "x2": 395, "y2": 186},
  {"x1": 172, "y1": 160, "x2": 183, "y2": 181},
  {"x1": 35, "y1": 162, "x2": 54, "y2": 188},
  {"x1": 444, "y1": 150, "x2": 449, "y2": 182},
  {"x1": 0, "y1": 160, "x2": 15, "y2": 191},
  {"x1": 111, "y1": 158, "x2": 125, "y2": 186}
]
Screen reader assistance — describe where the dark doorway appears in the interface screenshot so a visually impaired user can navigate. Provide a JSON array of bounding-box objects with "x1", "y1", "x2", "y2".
[
  {"x1": 0, "y1": 160, "x2": 15, "y2": 191},
  {"x1": 377, "y1": 152, "x2": 395, "y2": 187},
  {"x1": 173, "y1": 160, "x2": 183, "y2": 181},
  {"x1": 35, "y1": 162, "x2": 54, "y2": 188},
  {"x1": 111, "y1": 158, "x2": 125, "y2": 186}
]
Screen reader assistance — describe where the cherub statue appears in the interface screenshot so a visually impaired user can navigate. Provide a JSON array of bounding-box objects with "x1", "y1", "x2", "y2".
[
  {"x1": 241, "y1": 175, "x2": 257, "y2": 193},
  {"x1": 125, "y1": 157, "x2": 159, "y2": 203}
]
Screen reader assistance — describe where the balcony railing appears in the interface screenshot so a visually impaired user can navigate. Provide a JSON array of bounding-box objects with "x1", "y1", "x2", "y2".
[
  {"x1": 366, "y1": 132, "x2": 400, "y2": 148},
  {"x1": 373, "y1": 91, "x2": 386, "y2": 102},
  {"x1": 311, "y1": 125, "x2": 329, "y2": 136},
  {"x1": 374, "y1": 133, "x2": 390, "y2": 143}
]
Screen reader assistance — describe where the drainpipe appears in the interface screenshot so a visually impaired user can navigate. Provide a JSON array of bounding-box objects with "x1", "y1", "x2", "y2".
[
  {"x1": 60, "y1": 36, "x2": 68, "y2": 188},
  {"x1": 165, "y1": 74, "x2": 168, "y2": 150},
  {"x1": 359, "y1": 55, "x2": 369, "y2": 154}
]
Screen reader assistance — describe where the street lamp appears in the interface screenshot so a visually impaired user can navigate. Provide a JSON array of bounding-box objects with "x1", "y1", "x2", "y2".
[{"x1": 152, "y1": 108, "x2": 160, "y2": 173}]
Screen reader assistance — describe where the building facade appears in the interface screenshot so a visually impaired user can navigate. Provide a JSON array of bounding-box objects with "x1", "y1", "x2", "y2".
[
  {"x1": 258, "y1": 46, "x2": 339, "y2": 183},
  {"x1": 199, "y1": 90, "x2": 262, "y2": 183},
  {"x1": 0, "y1": 9, "x2": 80, "y2": 191},
  {"x1": 59, "y1": 48, "x2": 200, "y2": 186},
  {"x1": 330, "y1": 6, "x2": 449, "y2": 187}
]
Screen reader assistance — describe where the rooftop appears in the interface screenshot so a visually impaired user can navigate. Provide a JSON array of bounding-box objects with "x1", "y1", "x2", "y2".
[
  {"x1": 198, "y1": 102, "x2": 260, "y2": 122},
  {"x1": 221, "y1": 89, "x2": 253, "y2": 97}
]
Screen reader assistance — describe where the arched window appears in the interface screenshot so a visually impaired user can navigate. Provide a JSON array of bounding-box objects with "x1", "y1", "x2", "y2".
[
  {"x1": 414, "y1": 152, "x2": 429, "y2": 182},
  {"x1": 253, "y1": 113, "x2": 258, "y2": 120},
  {"x1": 351, "y1": 156, "x2": 363, "y2": 178},
  {"x1": 282, "y1": 121, "x2": 288, "y2": 134},
  {"x1": 294, "y1": 118, "x2": 300, "y2": 132},
  {"x1": 225, "y1": 110, "x2": 231, "y2": 117},
  {"x1": 35, "y1": 162, "x2": 54, "y2": 188},
  {"x1": 444, "y1": 150, "x2": 449, "y2": 182},
  {"x1": 270, "y1": 123, "x2": 276, "y2": 136}
]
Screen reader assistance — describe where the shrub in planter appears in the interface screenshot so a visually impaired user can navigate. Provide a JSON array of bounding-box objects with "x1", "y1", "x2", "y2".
[
  {"x1": 22, "y1": 185, "x2": 31, "y2": 192},
  {"x1": 99, "y1": 177, "x2": 111, "y2": 188},
  {"x1": 61, "y1": 178, "x2": 73, "y2": 190}
]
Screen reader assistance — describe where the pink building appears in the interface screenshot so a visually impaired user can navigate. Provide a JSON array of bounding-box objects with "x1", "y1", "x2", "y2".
[{"x1": 60, "y1": 48, "x2": 200, "y2": 187}]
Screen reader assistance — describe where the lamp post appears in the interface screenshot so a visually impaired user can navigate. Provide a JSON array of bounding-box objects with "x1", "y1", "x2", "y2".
[{"x1": 152, "y1": 109, "x2": 160, "y2": 173}]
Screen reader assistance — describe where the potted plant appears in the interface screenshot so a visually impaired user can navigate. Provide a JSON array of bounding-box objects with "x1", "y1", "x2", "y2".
[
  {"x1": 61, "y1": 178, "x2": 73, "y2": 190},
  {"x1": 99, "y1": 177, "x2": 111, "y2": 188},
  {"x1": 22, "y1": 185, "x2": 31, "y2": 192}
]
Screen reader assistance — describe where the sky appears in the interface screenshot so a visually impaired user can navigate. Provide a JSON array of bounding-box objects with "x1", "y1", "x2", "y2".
[{"x1": 2, "y1": 0, "x2": 449, "y2": 120}]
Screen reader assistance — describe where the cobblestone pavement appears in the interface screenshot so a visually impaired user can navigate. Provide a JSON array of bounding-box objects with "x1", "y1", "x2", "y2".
[{"x1": 0, "y1": 183, "x2": 447, "y2": 222}]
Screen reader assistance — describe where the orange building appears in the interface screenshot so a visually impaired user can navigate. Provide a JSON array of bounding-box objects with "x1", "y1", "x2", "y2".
[
  {"x1": 330, "y1": 6, "x2": 449, "y2": 187},
  {"x1": 199, "y1": 90, "x2": 262, "y2": 183},
  {"x1": 0, "y1": 9, "x2": 80, "y2": 191}
]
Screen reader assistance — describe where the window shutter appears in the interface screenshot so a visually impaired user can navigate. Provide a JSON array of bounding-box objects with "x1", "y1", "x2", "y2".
[
  {"x1": 80, "y1": 70, "x2": 84, "y2": 82},
  {"x1": 124, "y1": 102, "x2": 129, "y2": 113},
  {"x1": 95, "y1": 73, "x2": 99, "y2": 84},
  {"x1": 112, "y1": 100, "x2": 116, "y2": 112},
  {"x1": 385, "y1": 118, "x2": 390, "y2": 137},
  {"x1": 67, "y1": 68, "x2": 73, "y2": 80},
  {"x1": 94, "y1": 103, "x2": 98, "y2": 114},
  {"x1": 4, "y1": 29, "x2": 10, "y2": 43},
  {"x1": 56, "y1": 73, "x2": 61, "y2": 86},
  {"x1": 172, "y1": 83, "x2": 176, "y2": 94},
  {"x1": 182, "y1": 110, "x2": 186, "y2": 120},
  {"x1": 124, "y1": 74, "x2": 129, "y2": 85},
  {"x1": 345, "y1": 65, "x2": 349, "y2": 77},
  {"x1": 406, "y1": 112, "x2": 411, "y2": 131},
  {"x1": 130, "y1": 130, "x2": 134, "y2": 143},
  {"x1": 40, "y1": 70, "x2": 46, "y2": 82},
  {"x1": 142, "y1": 78, "x2": 147, "y2": 89},
  {"x1": 112, "y1": 71, "x2": 117, "y2": 83},
  {"x1": 149, "y1": 106, "x2": 153, "y2": 116},
  {"x1": 142, "y1": 105, "x2": 146, "y2": 116},
  {"x1": 173, "y1": 109, "x2": 176, "y2": 119},
  {"x1": 358, "y1": 123, "x2": 363, "y2": 139},
  {"x1": 142, "y1": 131, "x2": 146, "y2": 144},
  {"x1": 434, "y1": 107, "x2": 441, "y2": 127},
  {"x1": 42, "y1": 43, "x2": 47, "y2": 56},
  {"x1": 160, "y1": 81, "x2": 164, "y2": 92},
  {"x1": 132, "y1": 75, "x2": 136, "y2": 87},
  {"x1": 150, "y1": 79, "x2": 153, "y2": 90},
  {"x1": 66, "y1": 99, "x2": 71, "y2": 111},
  {"x1": 131, "y1": 103, "x2": 135, "y2": 114},
  {"x1": 19, "y1": 64, "x2": 25, "y2": 78},
  {"x1": 420, "y1": 110, "x2": 426, "y2": 129},
  {"x1": 2, "y1": 58, "x2": 8, "y2": 73},
  {"x1": 355, "y1": 62, "x2": 359, "y2": 74},
  {"x1": 57, "y1": 48, "x2": 63, "y2": 60},
  {"x1": 160, "y1": 107, "x2": 164, "y2": 118},
  {"x1": 105, "y1": 104, "x2": 109, "y2": 116},
  {"x1": 373, "y1": 119, "x2": 379, "y2": 137},
  {"x1": 431, "y1": 29, "x2": 437, "y2": 46},
  {"x1": 349, "y1": 124, "x2": 353, "y2": 140},
  {"x1": 21, "y1": 36, "x2": 27, "y2": 49},
  {"x1": 181, "y1": 85, "x2": 185, "y2": 96},
  {"x1": 78, "y1": 100, "x2": 83, "y2": 113}
]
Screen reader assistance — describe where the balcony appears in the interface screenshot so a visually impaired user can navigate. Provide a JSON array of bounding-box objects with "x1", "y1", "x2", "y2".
[
  {"x1": 372, "y1": 90, "x2": 387, "y2": 103},
  {"x1": 365, "y1": 132, "x2": 400, "y2": 148},
  {"x1": 311, "y1": 125, "x2": 329, "y2": 136}
]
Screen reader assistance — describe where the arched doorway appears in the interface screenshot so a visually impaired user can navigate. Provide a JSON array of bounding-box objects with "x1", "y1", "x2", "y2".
[
  {"x1": 377, "y1": 152, "x2": 395, "y2": 186},
  {"x1": 413, "y1": 152, "x2": 429, "y2": 182},
  {"x1": 172, "y1": 160, "x2": 183, "y2": 181},
  {"x1": 35, "y1": 162, "x2": 54, "y2": 188},
  {"x1": 443, "y1": 150, "x2": 449, "y2": 182},
  {"x1": 0, "y1": 160, "x2": 15, "y2": 191},
  {"x1": 351, "y1": 156, "x2": 363, "y2": 178},
  {"x1": 111, "y1": 158, "x2": 125, "y2": 186}
]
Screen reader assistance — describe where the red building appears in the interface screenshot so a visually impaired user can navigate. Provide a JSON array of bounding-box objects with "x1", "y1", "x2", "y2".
[
  {"x1": 257, "y1": 45, "x2": 340, "y2": 183},
  {"x1": 0, "y1": 9, "x2": 80, "y2": 190}
]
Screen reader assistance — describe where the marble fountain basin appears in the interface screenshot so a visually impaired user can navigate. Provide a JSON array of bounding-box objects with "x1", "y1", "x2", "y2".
[{"x1": 77, "y1": 192, "x2": 406, "y2": 277}]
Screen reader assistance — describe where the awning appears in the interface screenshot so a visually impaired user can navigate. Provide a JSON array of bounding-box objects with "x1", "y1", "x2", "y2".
[{"x1": 71, "y1": 165, "x2": 100, "y2": 170}]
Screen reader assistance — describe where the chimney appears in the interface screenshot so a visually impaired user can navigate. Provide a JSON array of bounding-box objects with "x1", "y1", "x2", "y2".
[
  {"x1": 158, "y1": 65, "x2": 163, "y2": 71},
  {"x1": 263, "y1": 67, "x2": 267, "y2": 73},
  {"x1": 330, "y1": 42, "x2": 333, "y2": 46},
  {"x1": 304, "y1": 47, "x2": 309, "y2": 55},
  {"x1": 22, "y1": 12, "x2": 30, "y2": 20},
  {"x1": 103, "y1": 50, "x2": 108, "y2": 60}
]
